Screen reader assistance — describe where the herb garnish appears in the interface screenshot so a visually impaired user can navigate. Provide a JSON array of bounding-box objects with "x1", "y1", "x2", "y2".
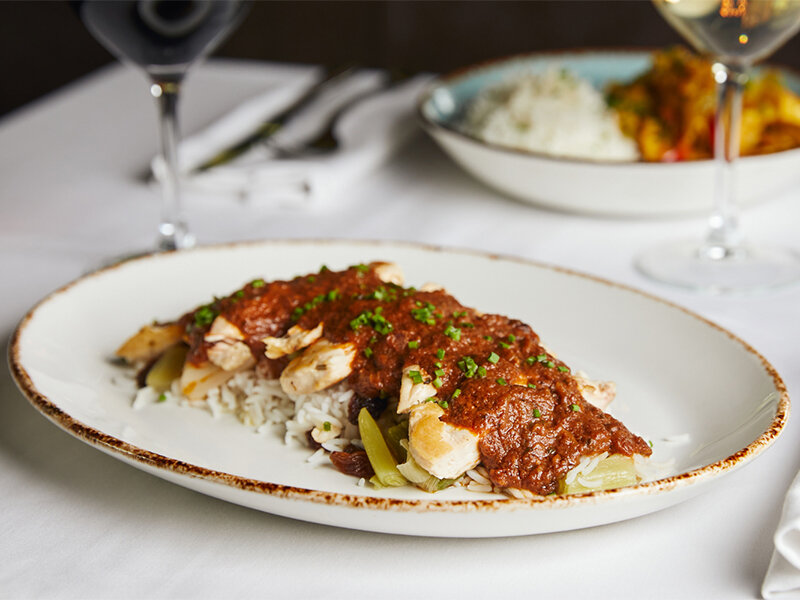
[
  {"x1": 444, "y1": 324, "x2": 461, "y2": 341},
  {"x1": 457, "y1": 356, "x2": 478, "y2": 378}
]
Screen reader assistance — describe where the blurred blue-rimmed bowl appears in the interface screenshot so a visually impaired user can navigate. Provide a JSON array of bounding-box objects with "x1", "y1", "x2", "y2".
[{"x1": 417, "y1": 49, "x2": 800, "y2": 218}]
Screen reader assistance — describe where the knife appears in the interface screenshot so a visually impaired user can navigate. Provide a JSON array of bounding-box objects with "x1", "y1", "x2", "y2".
[{"x1": 192, "y1": 64, "x2": 358, "y2": 173}]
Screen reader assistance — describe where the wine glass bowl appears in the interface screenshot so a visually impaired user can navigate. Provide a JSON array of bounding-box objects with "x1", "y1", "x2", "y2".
[
  {"x1": 638, "y1": 0, "x2": 800, "y2": 292},
  {"x1": 74, "y1": 0, "x2": 248, "y2": 252}
]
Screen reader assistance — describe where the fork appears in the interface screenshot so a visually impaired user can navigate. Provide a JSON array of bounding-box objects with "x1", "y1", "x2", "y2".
[
  {"x1": 265, "y1": 70, "x2": 409, "y2": 159},
  {"x1": 191, "y1": 64, "x2": 357, "y2": 172}
]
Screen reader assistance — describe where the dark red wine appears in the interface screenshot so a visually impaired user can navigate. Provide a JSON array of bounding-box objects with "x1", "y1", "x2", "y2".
[{"x1": 74, "y1": 1, "x2": 247, "y2": 78}]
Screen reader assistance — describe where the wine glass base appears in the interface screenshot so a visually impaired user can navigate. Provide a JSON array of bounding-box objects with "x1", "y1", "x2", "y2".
[
  {"x1": 158, "y1": 223, "x2": 195, "y2": 252},
  {"x1": 635, "y1": 239, "x2": 800, "y2": 294}
]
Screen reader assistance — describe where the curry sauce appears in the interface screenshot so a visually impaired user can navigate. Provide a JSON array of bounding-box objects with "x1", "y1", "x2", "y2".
[{"x1": 177, "y1": 262, "x2": 651, "y2": 495}]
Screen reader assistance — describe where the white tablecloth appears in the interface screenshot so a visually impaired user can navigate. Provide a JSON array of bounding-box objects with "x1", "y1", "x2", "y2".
[{"x1": 2, "y1": 59, "x2": 800, "y2": 600}]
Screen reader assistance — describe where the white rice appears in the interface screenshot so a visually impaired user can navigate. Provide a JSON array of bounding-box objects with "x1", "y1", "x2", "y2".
[
  {"x1": 135, "y1": 369, "x2": 360, "y2": 450},
  {"x1": 466, "y1": 67, "x2": 639, "y2": 161}
]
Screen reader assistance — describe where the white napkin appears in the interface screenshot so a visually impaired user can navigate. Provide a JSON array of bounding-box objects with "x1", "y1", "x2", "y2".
[
  {"x1": 763, "y1": 470, "x2": 800, "y2": 598},
  {"x1": 153, "y1": 70, "x2": 432, "y2": 210}
]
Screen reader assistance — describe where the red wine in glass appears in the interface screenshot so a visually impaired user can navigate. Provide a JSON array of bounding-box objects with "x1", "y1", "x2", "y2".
[{"x1": 74, "y1": 0, "x2": 249, "y2": 252}]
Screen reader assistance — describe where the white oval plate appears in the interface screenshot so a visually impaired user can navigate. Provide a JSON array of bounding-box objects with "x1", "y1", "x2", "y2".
[
  {"x1": 9, "y1": 240, "x2": 789, "y2": 537},
  {"x1": 418, "y1": 50, "x2": 800, "y2": 217}
]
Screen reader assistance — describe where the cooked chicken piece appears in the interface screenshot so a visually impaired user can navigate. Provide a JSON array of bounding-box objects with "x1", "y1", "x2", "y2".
[
  {"x1": 279, "y1": 339, "x2": 356, "y2": 396},
  {"x1": 397, "y1": 365, "x2": 437, "y2": 414},
  {"x1": 207, "y1": 341, "x2": 254, "y2": 372},
  {"x1": 180, "y1": 361, "x2": 236, "y2": 401},
  {"x1": 116, "y1": 323, "x2": 183, "y2": 363},
  {"x1": 204, "y1": 316, "x2": 245, "y2": 342},
  {"x1": 575, "y1": 372, "x2": 616, "y2": 410},
  {"x1": 419, "y1": 282, "x2": 445, "y2": 293},
  {"x1": 262, "y1": 323, "x2": 323, "y2": 359},
  {"x1": 408, "y1": 402, "x2": 481, "y2": 479},
  {"x1": 374, "y1": 262, "x2": 404, "y2": 285},
  {"x1": 310, "y1": 421, "x2": 343, "y2": 444},
  {"x1": 203, "y1": 316, "x2": 254, "y2": 372}
]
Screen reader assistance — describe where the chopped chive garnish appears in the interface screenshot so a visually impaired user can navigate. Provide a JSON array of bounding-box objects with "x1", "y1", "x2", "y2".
[
  {"x1": 251, "y1": 279, "x2": 265, "y2": 288},
  {"x1": 444, "y1": 324, "x2": 461, "y2": 341},
  {"x1": 571, "y1": 404, "x2": 581, "y2": 412},
  {"x1": 487, "y1": 352, "x2": 500, "y2": 364},
  {"x1": 436, "y1": 348, "x2": 445, "y2": 360},
  {"x1": 368, "y1": 286, "x2": 389, "y2": 301},
  {"x1": 432, "y1": 377, "x2": 443, "y2": 388},
  {"x1": 350, "y1": 309, "x2": 393, "y2": 335},
  {"x1": 411, "y1": 304, "x2": 437, "y2": 325},
  {"x1": 234, "y1": 290, "x2": 245, "y2": 298},
  {"x1": 533, "y1": 408, "x2": 541, "y2": 418},
  {"x1": 408, "y1": 370, "x2": 424, "y2": 385},
  {"x1": 193, "y1": 305, "x2": 218, "y2": 328},
  {"x1": 546, "y1": 360, "x2": 555, "y2": 368},
  {"x1": 363, "y1": 347, "x2": 373, "y2": 358},
  {"x1": 438, "y1": 400, "x2": 449, "y2": 409},
  {"x1": 323, "y1": 421, "x2": 332, "y2": 431},
  {"x1": 483, "y1": 335, "x2": 493, "y2": 341},
  {"x1": 307, "y1": 275, "x2": 316, "y2": 283},
  {"x1": 353, "y1": 263, "x2": 370, "y2": 273},
  {"x1": 326, "y1": 289, "x2": 340, "y2": 301},
  {"x1": 457, "y1": 356, "x2": 478, "y2": 378},
  {"x1": 408, "y1": 340, "x2": 419, "y2": 349},
  {"x1": 527, "y1": 383, "x2": 536, "y2": 389},
  {"x1": 526, "y1": 356, "x2": 536, "y2": 365},
  {"x1": 451, "y1": 388, "x2": 461, "y2": 399},
  {"x1": 498, "y1": 341, "x2": 510, "y2": 349},
  {"x1": 496, "y1": 378, "x2": 507, "y2": 386},
  {"x1": 157, "y1": 393, "x2": 167, "y2": 403},
  {"x1": 557, "y1": 365, "x2": 570, "y2": 372},
  {"x1": 319, "y1": 265, "x2": 329, "y2": 273},
  {"x1": 434, "y1": 368, "x2": 445, "y2": 377},
  {"x1": 477, "y1": 366, "x2": 487, "y2": 377},
  {"x1": 536, "y1": 354, "x2": 548, "y2": 362},
  {"x1": 434, "y1": 361, "x2": 443, "y2": 368},
  {"x1": 507, "y1": 334, "x2": 516, "y2": 342}
]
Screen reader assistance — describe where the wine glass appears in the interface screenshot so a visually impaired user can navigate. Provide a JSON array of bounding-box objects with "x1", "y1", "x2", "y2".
[
  {"x1": 74, "y1": 0, "x2": 248, "y2": 253},
  {"x1": 637, "y1": 0, "x2": 800, "y2": 292}
]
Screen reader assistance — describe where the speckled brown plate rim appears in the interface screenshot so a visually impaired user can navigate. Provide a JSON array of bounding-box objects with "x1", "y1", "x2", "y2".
[
  {"x1": 415, "y1": 47, "x2": 800, "y2": 167},
  {"x1": 7, "y1": 239, "x2": 790, "y2": 513}
]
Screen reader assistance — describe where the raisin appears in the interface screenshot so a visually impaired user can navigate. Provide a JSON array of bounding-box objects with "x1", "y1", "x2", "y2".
[
  {"x1": 330, "y1": 449, "x2": 374, "y2": 479},
  {"x1": 305, "y1": 430, "x2": 322, "y2": 450},
  {"x1": 347, "y1": 395, "x2": 387, "y2": 425}
]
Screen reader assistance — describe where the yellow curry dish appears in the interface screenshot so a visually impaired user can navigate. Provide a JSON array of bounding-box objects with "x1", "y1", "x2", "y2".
[{"x1": 607, "y1": 46, "x2": 800, "y2": 161}]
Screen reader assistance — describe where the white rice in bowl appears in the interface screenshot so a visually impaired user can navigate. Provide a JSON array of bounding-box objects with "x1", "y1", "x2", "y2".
[{"x1": 466, "y1": 67, "x2": 640, "y2": 161}]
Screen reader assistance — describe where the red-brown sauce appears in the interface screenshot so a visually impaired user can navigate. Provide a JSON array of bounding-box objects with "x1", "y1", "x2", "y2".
[{"x1": 178, "y1": 263, "x2": 651, "y2": 495}]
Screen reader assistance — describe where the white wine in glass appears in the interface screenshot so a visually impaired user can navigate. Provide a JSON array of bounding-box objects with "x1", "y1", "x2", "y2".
[
  {"x1": 638, "y1": 0, "x2": 800, "y2": 292},
  {"x1": 74, "y1": 0, "x2": 249, "y2": 253}
]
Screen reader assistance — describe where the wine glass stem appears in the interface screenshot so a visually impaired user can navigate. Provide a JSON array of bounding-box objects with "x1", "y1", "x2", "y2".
[
  {"x1": 704, "y1": 64, "x2": 748, "y2": 260},
  {"x1": 152, "y1": 79, "x2": 194, "y2": 252}
]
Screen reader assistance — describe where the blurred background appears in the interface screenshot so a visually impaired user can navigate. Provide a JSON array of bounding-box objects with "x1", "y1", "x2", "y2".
[{"x1": 3, "y1": 0, "x2": 800, "y2": 118}]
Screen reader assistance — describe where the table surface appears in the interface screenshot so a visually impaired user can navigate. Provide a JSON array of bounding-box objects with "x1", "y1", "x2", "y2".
[{"x1": 2, "y1": 59, "x2": 800, "y2": 600}]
